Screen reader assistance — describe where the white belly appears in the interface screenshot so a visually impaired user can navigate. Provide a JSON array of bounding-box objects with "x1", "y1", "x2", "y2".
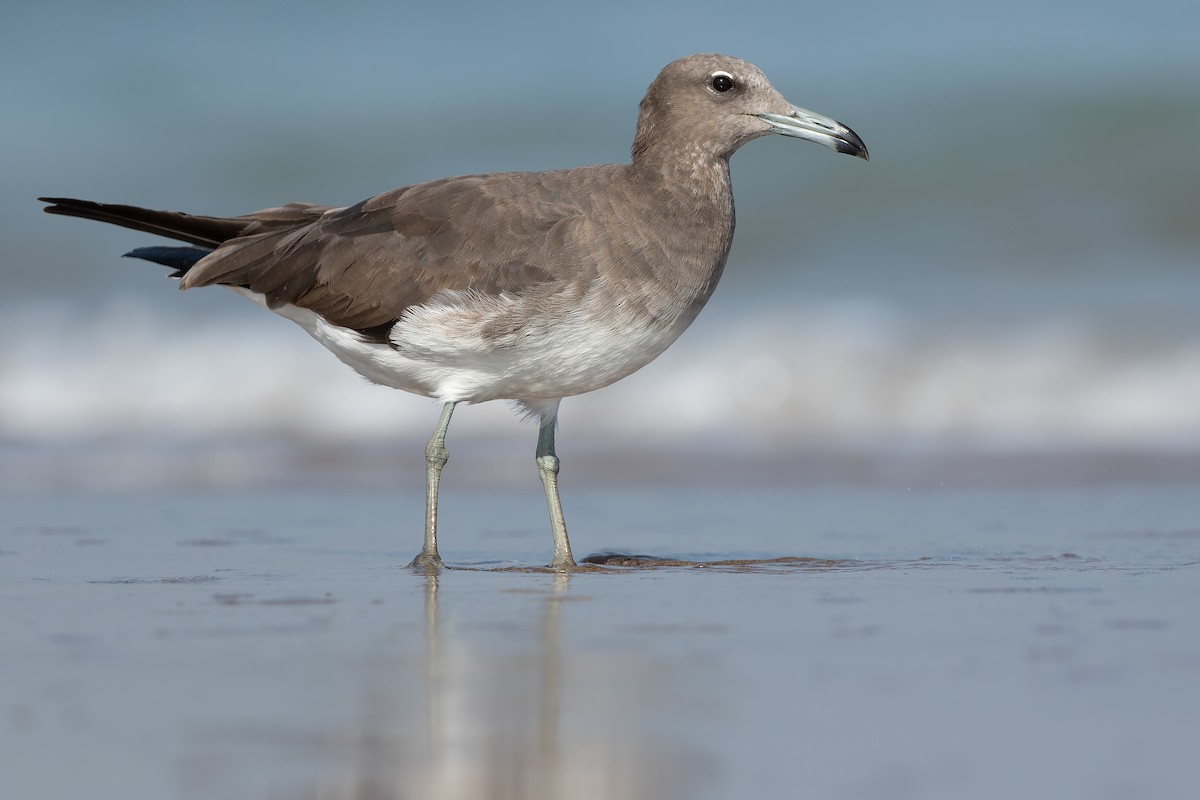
[{"x1": 230, "y1": 285, "x2": 690, "y2": 407}]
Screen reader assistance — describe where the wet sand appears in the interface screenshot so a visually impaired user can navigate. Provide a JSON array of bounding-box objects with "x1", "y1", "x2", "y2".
[{"x1": 3, "y1": 480, "x2": 1199, "y2": 799}]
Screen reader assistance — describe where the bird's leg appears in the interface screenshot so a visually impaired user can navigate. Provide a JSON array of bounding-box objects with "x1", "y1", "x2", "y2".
[
  {"x1": 410, "y1": 402, "x2": 456, "y2": 569},
  {"x1": 536, "y1": 417, "x2": 577, "y2": 570}
]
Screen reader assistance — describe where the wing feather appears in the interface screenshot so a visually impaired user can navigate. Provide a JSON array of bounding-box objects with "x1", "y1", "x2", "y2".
[{"x1": 180, "y1": 170, "x2": 597, "y2": 330}]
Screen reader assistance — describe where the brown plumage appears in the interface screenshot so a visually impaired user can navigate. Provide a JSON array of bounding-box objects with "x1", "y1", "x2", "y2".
[{"x1": 40, "y1": 53, "x2": 868, "y2": 569}]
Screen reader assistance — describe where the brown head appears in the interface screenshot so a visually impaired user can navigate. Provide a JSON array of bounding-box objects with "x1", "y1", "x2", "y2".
[{"x1": 631, "y1": 53, "x2": 868, "y2": 166}]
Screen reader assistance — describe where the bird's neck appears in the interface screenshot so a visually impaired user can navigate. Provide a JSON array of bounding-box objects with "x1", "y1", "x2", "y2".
[
  {"x1": 630, "y1": 143, "x2": 734, "y2": 207},
  {"x1": 614, "y1": 153, "x2": 737, "y2": 331}
]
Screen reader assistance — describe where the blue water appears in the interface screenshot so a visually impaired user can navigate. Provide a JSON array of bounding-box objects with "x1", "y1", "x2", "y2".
[{"x1": 3, "y1": 0, "x2": 1199, "y2": 451}]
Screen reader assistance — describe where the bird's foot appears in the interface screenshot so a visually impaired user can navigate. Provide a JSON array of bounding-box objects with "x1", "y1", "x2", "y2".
[
  {"x1": 547, "y1": 555, "x2": 578, "y2": 572},
  {"x1": 407, "y1": 551, "x2": 445, "y2": 572}
]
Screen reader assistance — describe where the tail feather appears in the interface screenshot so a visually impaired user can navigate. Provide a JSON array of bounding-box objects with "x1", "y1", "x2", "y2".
[{"x1": 39, "y1": 197, "x2": 245, "y2": 248}]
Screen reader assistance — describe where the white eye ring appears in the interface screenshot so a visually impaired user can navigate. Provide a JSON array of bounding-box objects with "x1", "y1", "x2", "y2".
[{"x1": 710, "y1": 71, "x2": 735, "y2": 92}]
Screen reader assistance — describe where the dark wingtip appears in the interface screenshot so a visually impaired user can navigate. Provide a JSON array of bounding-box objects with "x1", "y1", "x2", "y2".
[
  {"x1": 123, "y1": 245, "x2": 212, "y2": 275},
  {"x1": 40, "y1": 196, "x2": 85, "y2": 214}
]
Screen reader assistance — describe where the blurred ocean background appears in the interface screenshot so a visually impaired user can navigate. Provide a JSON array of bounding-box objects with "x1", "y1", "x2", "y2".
[{"x1": 3, "y1": 0, "x2": 1198, "y2": 487}]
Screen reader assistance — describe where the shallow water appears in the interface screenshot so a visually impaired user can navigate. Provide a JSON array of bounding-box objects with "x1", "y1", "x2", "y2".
[{"x1": 3, "y1": 484, "x2": 1198, "y2": 799}]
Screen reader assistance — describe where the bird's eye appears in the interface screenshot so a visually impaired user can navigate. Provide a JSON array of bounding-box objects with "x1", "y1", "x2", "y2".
[{"x1": 710, "y1": 72, "x2": 735, "y2": 93}]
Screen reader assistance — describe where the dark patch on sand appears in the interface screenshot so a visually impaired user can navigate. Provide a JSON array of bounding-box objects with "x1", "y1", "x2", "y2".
[{"x1": 459, "y1": 554, "x2": 863, "y2": 574}]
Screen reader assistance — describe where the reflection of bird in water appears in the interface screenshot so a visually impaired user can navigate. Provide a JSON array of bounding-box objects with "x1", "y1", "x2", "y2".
[{"x1": 409, "y1": 571, "x2": 689, "y2": 799}]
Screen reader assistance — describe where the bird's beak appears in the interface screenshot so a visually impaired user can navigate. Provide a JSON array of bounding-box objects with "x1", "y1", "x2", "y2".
[{"x1": 755, "y1": 104, "x2": 869, "y2": 160}]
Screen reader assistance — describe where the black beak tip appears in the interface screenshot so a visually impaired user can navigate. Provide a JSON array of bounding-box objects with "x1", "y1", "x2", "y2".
[{"x1": 836, "y1": 133, "x2": 870, "y2": 161}]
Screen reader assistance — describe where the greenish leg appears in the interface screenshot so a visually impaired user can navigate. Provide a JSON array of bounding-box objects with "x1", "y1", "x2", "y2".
[
  {"x1": 536, "y1": 418, "x2": 577, "y2": 570},
  {"x1": 409, "y1": 401, "x2": 456, "y2": 569}
]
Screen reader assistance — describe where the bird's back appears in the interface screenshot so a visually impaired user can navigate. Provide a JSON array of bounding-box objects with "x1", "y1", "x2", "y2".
[{"x1": 189, "y1": 162, "x2": 731, "y2": 335}]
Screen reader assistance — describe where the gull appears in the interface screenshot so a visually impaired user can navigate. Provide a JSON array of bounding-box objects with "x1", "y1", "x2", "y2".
[{"x1": 41, "y1": 53, "x2": 868, "y2": 570}]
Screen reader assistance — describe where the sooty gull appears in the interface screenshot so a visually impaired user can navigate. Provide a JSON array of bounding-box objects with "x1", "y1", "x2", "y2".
[{"x1": 40, "y1": 53, "x2": 868, "y2": 570}]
